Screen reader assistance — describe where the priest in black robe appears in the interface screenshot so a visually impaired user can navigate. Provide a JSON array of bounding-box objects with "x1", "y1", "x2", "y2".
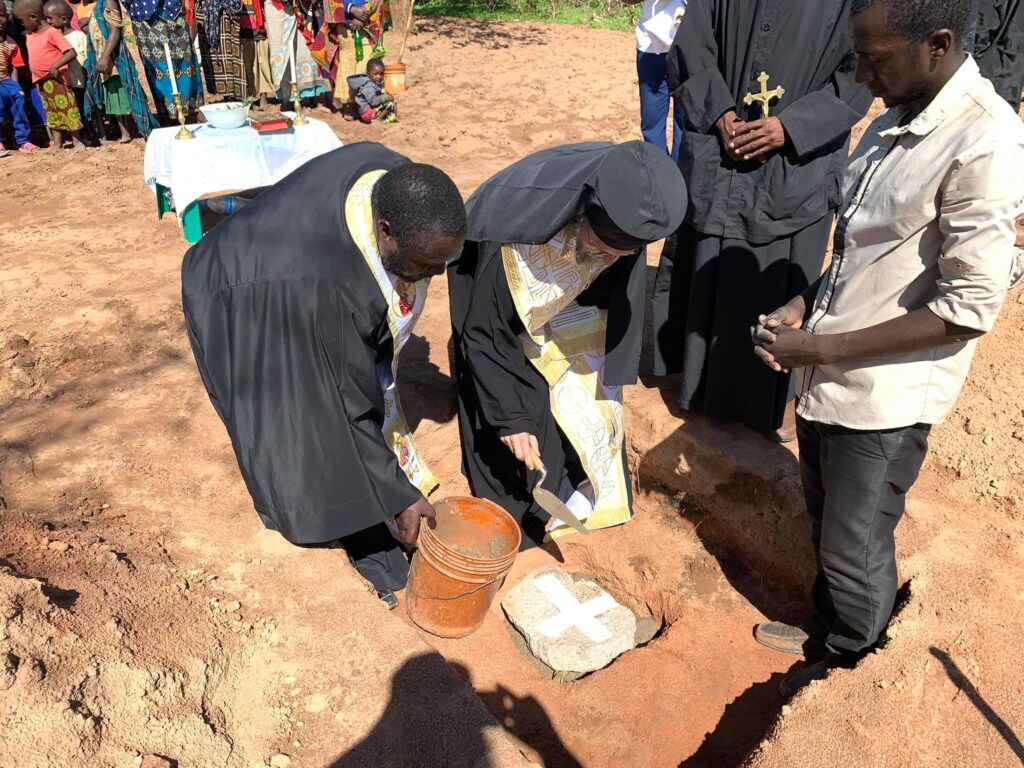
[
  {"x1": 449, "y1": 142, "x2": 686, "y2": 546},
  {"x1": 651, "y1": 0, "x2": 872, "y2": 440},
  {"x1": 973, "y1": 0, "x2": 1024, "y2": 112},
  {"x1": 181, "y1": 143, "x2": 466, "y2": 604}
]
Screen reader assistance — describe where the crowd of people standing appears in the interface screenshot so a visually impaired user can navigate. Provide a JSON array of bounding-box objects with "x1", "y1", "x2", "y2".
[{"x1": 0, "y1": 0, "x2": 388, "y2": 153}]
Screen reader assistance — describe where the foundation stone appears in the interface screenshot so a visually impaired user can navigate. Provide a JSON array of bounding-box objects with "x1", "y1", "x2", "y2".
[{"x1": 502, "y1": 566, "x2": 638, "y2": 677}]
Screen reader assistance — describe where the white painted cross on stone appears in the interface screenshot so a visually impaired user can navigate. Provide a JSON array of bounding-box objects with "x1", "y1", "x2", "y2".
[{"x1": 534, "y1": 573, "x2": 619, "y2": 643}]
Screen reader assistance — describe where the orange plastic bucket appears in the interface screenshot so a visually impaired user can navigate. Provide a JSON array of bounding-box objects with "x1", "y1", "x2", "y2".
[
  {"x1": 405, "y1": 496, "x2": 521, "y2": 638},
  {"x1": 383, "y1": 62, "x2": 406, "y2": 94}
]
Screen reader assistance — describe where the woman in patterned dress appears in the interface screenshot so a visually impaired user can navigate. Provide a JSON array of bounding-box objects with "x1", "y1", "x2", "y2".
[{"x1": 124, "y1": 0, "x2": 203, "y2": 120}]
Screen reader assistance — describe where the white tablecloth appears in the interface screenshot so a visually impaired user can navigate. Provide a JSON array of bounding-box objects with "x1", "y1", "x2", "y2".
[{"x1": 143, "y1": 114, "x2": 343, "y2": 220}]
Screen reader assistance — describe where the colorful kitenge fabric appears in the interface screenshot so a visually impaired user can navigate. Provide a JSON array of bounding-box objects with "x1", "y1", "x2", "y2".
[
  {"x1": 362, "y1": 0, "x2": 385, "y2": 52},
  {"x1": 84, "y1": 0, "x2": 157, "y2": 135},
  {"x1": 198, "y1": 0, "x2": 241, "y2": 51},
  {"x1": 197, "y1": 5, "x2": 246, "y2": 97},
  {"x1": 39, "y1": 76, "x2": 84, "y2": 131},
  {"x1": 238, "y1": 0, "x2": 264, "y2": 34},
  {"x1": 133, "y1": 13, "x2": 204, "y2": 119},
  {"x1": 301, "y1": 0, "x2": 383, "y2": 87},
  {"x1": 264, "y1": 0, "x2": 323, "y2": 98},
  {"x1": 295, "y1": 0, "x2": 331, "y2": 77},
  {"x1": 331, "y1": 26, "x2": 358, "y2": 102},
  {"x1": 122, "y1": 0, "x2": 183, "y2": 22}
]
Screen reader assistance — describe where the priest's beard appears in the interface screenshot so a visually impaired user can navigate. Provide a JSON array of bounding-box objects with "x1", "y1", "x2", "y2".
[
  {"x1": 566, "y1": 220, "x2": 607, "y2": 270},
  {"x1": 381, "y1": 249, "x2": 422, "y2": 283}
]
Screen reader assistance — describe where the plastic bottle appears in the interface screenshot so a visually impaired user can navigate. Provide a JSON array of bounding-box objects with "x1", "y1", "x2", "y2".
[
  {"x1": 203, "y1": 195, "x2": 248, "y2": 215},
  {"x1": 354, "y1": 29, "x2": 364, "y2": 62}
]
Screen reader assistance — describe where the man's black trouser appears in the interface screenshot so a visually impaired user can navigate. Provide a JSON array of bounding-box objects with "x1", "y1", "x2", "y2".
[
  {"x1": 797, "y1": 417, "x2": 931, "y2": 658},
  {"x1": 341, "y1": 523, "x2": 410, "y2": 593}
]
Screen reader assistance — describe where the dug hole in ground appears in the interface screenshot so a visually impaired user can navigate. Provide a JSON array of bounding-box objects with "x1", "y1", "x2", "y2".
[{"x1": 2, "y1": 17, "x2": 1024, "y2": 768}]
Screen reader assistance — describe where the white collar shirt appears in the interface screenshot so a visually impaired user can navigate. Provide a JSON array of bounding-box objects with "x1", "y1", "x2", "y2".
[{"x1": 636, "y1": 0, "x2": 686, "y2": 54}]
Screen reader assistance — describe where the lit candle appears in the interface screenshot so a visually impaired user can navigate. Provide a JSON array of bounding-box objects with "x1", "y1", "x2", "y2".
[
  {"x1": 164, "y1": 42, "x2": 179, "y2": 96},
  {"x1": 289, "y1": 39, "x2": 297, "y2": 88}
]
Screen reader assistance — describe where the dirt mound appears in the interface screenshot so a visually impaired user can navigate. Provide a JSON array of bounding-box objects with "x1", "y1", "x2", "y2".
[{"x1": 0, "y1": 498, "x2": 289, "y2": 768}]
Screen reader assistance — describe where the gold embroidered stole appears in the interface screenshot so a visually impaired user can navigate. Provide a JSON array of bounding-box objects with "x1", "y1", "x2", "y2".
[
  {"x1": 501, "y1": 225, "x2": 631, "y2": 538},
  {"x1": 346, "y1": 171, "x2": 438, "y2": 498}
]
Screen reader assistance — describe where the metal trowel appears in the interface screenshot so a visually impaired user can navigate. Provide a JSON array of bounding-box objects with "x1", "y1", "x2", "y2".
[{"x1": 529, "y1": 451, "x2": 591, "y2": 535}]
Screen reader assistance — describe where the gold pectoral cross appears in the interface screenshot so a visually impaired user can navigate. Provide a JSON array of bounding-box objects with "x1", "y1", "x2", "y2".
[{"x1": 743, "y1": 71, "x2": 785, "y2": 118}]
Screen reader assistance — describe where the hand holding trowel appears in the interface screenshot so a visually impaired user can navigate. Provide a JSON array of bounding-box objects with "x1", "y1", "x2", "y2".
[{"x1": 528, "y1": 450, "x2": 591, "y2": 535}]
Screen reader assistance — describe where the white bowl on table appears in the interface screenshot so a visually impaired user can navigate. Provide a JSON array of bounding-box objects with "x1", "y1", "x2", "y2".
[{"x1": 199, "y1": 101, "x2": 251, "y2": 130}]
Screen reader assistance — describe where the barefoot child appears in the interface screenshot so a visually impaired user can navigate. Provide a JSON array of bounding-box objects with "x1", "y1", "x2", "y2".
[
  {"x1": 0, "y1": 1, "x2": 38, "y2": 154},
  {"x1": 43, "y1": 0, "x2": 87, "y2": 121},
  {"x1": 13, "y1": 0, "x2": 84, "y2": 148}
]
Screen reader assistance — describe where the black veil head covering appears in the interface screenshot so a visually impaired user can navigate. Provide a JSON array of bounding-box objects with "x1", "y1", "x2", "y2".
[
  {"x1": 463, "y1": 141, "x2": 687, "y2": 247},
  {"x1": 456, "y1": 141, "x2": 688, "y2": 388},
  {"x1": 585, "y1": 142, "x2": 687, "y2": 250}
]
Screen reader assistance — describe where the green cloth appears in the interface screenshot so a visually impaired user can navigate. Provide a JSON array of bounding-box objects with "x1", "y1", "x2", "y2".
[{"x1": 103, "y1": 75, "x2": 131, "y2": 115}]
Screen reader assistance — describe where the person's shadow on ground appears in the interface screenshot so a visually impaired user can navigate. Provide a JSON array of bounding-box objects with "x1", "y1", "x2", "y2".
[
  {"x1": 330, "y1": 654, "x2": 583, "y2": 768},
  {"x1": 329, "y1": 653, "x2": 494, "y2": 768},
  {"x1": 474, "y1": 680, "x2": 584, "y2": 768},
  {"x1": 397, "y1": 334, "x2": 458, "y2": 431}
]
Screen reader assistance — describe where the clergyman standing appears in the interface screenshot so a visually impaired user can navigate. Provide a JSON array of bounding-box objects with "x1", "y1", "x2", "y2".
[{"x1": 652, "y1": 0, "x2": 872, "y2": 442}]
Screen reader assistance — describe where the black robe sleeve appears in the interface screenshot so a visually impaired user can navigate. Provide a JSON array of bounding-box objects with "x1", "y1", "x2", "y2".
[
  {"x1": 183, "y1": 276, "x2": 420, "y2": 545},
  {"x1": 460, "y1": 258, "x2": 549, "y2": 437},
  {"x1": 777, "y1": 49, "x2": 872, "y2": 159},
  {"x1": 668, "y1": 0, "x2": 735, "y2": 134},
  {"x1": 974, "y1": 0, "x2": 1024, "y2": 111},
  {"x1": 317, "y1": 284, "x2": 424, "y2": 521}
]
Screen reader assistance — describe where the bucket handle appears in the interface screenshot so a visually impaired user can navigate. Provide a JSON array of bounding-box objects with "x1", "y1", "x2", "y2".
[{"x1": 406, "y1": 575, "x2": 503, "y2": 602}]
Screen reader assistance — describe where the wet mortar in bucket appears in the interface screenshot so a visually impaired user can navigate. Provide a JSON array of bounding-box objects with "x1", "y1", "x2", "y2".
[{"x1": 405, "y1": 496, "x2": 521, "y2": 639}]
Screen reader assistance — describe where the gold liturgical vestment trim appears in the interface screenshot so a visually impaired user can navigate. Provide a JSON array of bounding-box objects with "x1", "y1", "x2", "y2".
[
  {"x1": 502, "y1": 225, "x2": 631, "y2": 538},
  {"x1": 346, "y1": 171, "x2": 439, "y2": 498}
]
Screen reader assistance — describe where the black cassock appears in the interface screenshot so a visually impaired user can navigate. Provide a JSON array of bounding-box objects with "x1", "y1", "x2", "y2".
[
  {"x1": 973, "y1": 0, "x2": 1024, "y2": 112},
  {"x1": 448, "y1": 143, "x2": 664, "y2": 547},
  {"x1": 652, "y1": 0, "x2": 871, "y2": 433},
  {"x1": 181, "y1": 143, "x2": 423, "y2": 552}
]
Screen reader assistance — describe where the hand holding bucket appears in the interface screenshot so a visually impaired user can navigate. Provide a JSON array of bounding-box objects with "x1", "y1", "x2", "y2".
[
  {"x1": 390, "y1": 496, "x2": 436, "y2": 548},
  {"x1": 405, "y1": 497, "x2": 521, "y2": 638}
]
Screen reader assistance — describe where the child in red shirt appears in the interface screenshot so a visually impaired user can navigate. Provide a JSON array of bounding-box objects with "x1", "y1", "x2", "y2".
[
  {"x1": 13, "y1": 0, "x2": 84, "y2": 149},
  {"x1": 0, "y1": 1, "x2": 38, "y2": 155}
]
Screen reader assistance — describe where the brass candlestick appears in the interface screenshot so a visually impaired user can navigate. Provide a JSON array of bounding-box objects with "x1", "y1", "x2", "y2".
[
  {"x1": 173, "y1": 93, "x2": 195, "y2": 140},
  {"x1": 291, "y1": 81, "x2": 309, "y2": 126}
]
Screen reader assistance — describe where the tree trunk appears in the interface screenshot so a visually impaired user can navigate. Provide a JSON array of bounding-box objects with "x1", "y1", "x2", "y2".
[{"x1": 387, "y1": 0, "x2": 416, "y2": 63}]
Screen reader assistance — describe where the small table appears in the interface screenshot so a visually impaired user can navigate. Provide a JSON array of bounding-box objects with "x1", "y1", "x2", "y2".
[{"x1": 143, "y1": 114, "x2": 343, "y2": 243}]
